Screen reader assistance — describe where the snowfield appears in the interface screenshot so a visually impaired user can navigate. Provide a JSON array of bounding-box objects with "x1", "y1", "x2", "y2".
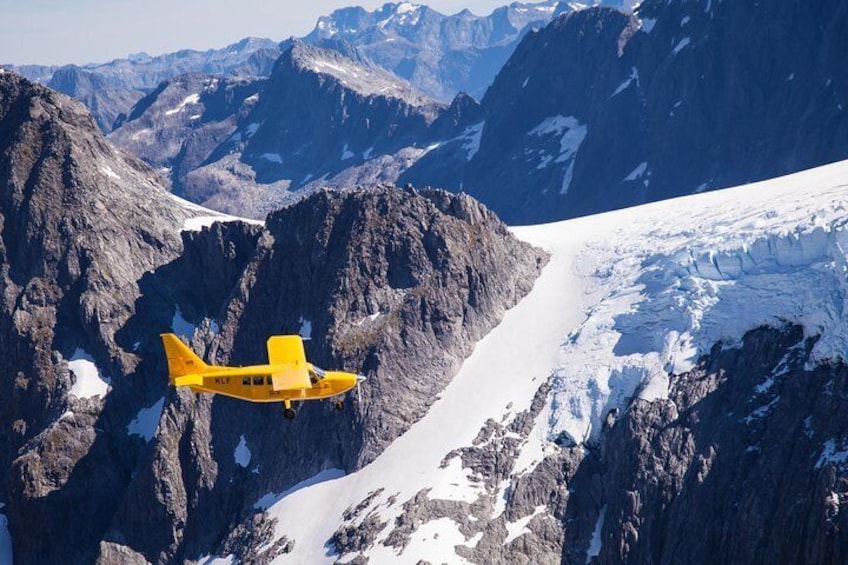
[
  {"x1": 165, "y1": 192, "x2": 263, "y2": 233},
  {"x1": 224, "y1": 159, "x2": 848, "y2": 563},
  {"x1": 68, "y1": 348, "x2": 110, "y2": 399}
]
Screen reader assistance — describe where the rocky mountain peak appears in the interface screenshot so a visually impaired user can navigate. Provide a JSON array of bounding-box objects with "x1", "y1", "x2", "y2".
[
  {"x1": 282, "y1": 41, "x2": 437, "y2": 108},
  {"x1": 108, "y1": 42, "x2": 456, "y2": 219},
  {"x1": 310, "y1": 2, "x2": 430, "y2": 41}
]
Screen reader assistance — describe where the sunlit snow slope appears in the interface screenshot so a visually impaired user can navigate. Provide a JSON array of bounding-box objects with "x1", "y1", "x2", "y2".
[{"x1": 225, "y1": 159, "x2": 848, "y2": 564}]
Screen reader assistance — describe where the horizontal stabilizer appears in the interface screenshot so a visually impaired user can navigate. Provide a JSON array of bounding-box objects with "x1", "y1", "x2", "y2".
[{"x1": 173, "y1": 374, "x2": 204, "y2": 387}]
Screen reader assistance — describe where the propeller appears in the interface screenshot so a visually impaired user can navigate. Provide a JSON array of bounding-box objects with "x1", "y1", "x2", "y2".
[{"x1": 355, "y1": 374, "x2": 367, "y2": 405}]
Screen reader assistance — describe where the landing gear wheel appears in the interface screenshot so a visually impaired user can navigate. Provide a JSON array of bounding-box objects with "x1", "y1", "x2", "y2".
[
  {"x1": 334, "y1": 399, "x2": 345, "y2": 411},
  {"x1": 284, "y1": 407, "x2": 297, "y2": 420}
]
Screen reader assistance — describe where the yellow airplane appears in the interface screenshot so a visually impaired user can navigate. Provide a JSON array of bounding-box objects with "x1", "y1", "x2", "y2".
[{"x1": 161, "y1": 333, "x2": 364, "y2": 419}]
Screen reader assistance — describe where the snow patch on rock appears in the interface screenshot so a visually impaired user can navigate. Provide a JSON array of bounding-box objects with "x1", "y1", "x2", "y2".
[
  {"x1": 461, "y1": 121, "x2": 485, "y2": 160},
  {"x1": 612, "y1": 67, "x2": 639, "y2": 97},
  {"x1": 165, "y1": 192, "x2": 263, "y2": 233},
  {"x1": 261, "y1": 153, "x2": 283, "y2": 164},
  {"x1": 585, "y1": 506, "x2": 606, "y2": 562},
  {"x1": 100, "y1": 165, "x2": 121, "y2": 180},
  {"x1": 298, "y1": 317, "x2": 313, "y2": 339},
  {"x1": 504, "y1": 505, "x2": 546, "y2": 545},
  {"x1": 625, "y1": 161, "x2": 649, "y2": 181},
  {"x1": 68, "y1": 348, "x2": 110, "y2": 399},
  {"x1": 165, "y1": 93, "x2": 200, "y2": 116},
  {"x1": 816, "y1": 439, "x2": 848, "y2": 470},
  {"x1": 673, "y1": 37, "x2": 691, "y2": 55},
  {"x1": 527, "y1": 115, "x2": 587, "y2": 195}
]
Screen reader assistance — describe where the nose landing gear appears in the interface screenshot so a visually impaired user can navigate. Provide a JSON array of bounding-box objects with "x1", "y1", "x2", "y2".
[{"x1": 283, "y1": 399, "x2": 297, "y2": 420}]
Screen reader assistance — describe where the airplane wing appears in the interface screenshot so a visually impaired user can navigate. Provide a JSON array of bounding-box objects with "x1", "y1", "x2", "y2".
[{"x1": 267, "y1": 336, "x2": 311, "y2": 391}]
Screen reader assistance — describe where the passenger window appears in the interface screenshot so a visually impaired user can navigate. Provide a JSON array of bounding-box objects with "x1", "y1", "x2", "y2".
[
  {"x1": 266, "y1": 376, "x2": 273, "y2": 386},
  {"x1": 242, "y1": 377, "x2": 250, "y2": 386},
  {"x1": 253, "y1": 376, "x2": 264, "y2": 386}
]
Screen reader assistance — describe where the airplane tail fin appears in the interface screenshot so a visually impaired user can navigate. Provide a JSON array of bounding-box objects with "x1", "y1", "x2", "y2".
[{"x1": 161, "y1": 333, "x2": 208, "y2": 386}]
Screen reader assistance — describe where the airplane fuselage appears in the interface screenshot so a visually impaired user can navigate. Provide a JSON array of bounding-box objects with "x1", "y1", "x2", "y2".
[{"x1": 187, "y1": 364, "x2": 358, "y2": 403}]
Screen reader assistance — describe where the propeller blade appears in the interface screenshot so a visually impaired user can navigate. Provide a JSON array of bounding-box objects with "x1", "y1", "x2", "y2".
[{"x1": 356, "y1": 375, "x2": 366, "y2": 405}]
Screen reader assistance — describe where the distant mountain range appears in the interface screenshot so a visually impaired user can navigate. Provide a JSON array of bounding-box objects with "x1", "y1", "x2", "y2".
[
  {"x1": 5, "y1": 2, "x2": 610, "y2": 132},
  {"x1": 4, "y1": 37, "x2": 281, "y2": 132},
  {"x1": 305, "y1": 0, "x2": 567, "y2": 101},
  {"x1": 107, "y1": 0, "x2": 848, "y2": 225}
]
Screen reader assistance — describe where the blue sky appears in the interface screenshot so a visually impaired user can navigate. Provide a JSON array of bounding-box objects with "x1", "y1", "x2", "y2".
[{"x1": 0, "y1": 0, "x2": 522, "y2": 65}]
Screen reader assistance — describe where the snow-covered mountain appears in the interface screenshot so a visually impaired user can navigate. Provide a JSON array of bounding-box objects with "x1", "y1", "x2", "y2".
[
  {"x1": 401, "y1": 0, "x2": 848, "y2": 223},
  {"x1": 109, "y1": 42, "x2": 478, "y2": 218},
  {"x1": 304, "y1": 0, "x2": 569, "y2": 101},
  {"x1": 203, "y1": 159, "x2": 848, "y2": 563}
]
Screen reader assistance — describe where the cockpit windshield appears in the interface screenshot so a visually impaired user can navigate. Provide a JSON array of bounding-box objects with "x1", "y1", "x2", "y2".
[{"x1": 309, "y1": 365, "x2": 326, "y2": 383}]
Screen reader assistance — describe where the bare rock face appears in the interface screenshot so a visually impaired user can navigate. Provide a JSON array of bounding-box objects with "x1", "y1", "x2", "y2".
[
  {"x1": 216, "y1": 186, "x2": 548, "y2": 467},
  {"x1": 589, "y1": 325, "x2": 848, "y2": 564},
  {"x1": 103, "y1": 185, "x2": 547, "y2": 562},
  {"x1": 0, "y1": 72, "x2": 195, "y2": 563}
]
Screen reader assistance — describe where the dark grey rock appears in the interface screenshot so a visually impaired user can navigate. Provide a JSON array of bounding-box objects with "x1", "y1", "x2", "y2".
[
  {"x1": 585, "y1": 326, "x2": 848, "y2": 564},
  {"x1": 217, "y1": 513, "x2": 293, "y2": 565},
  {"x1": 0, "y1": 72, "x2": 194, "y2": 564},
  {"x1": 401, "y1": 0, "x2": 848, "y2": 223},
  {"x1": 331, "y1": 512, "x2": 387, "y2": 556},
  {"x1": 96, "y1": 542, "x2": 150, "y2": 565}
]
